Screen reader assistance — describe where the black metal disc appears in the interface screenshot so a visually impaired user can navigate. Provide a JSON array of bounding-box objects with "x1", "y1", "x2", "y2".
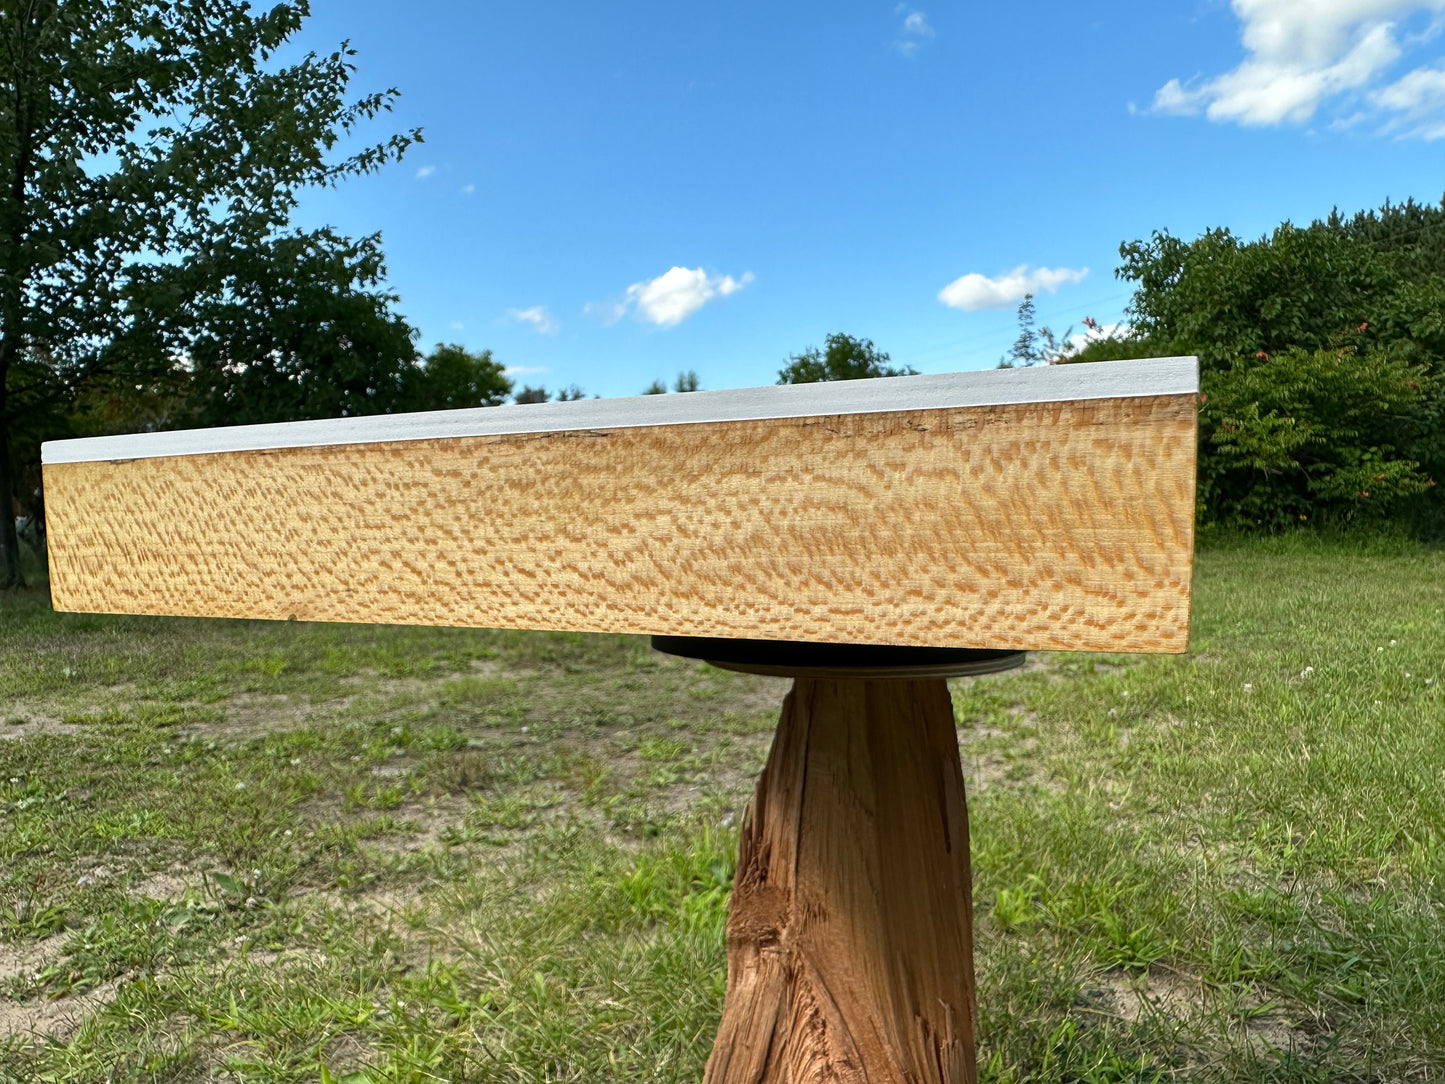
[{"x1": 650, "y1": 635, "x2": 1026, "y2": 680}]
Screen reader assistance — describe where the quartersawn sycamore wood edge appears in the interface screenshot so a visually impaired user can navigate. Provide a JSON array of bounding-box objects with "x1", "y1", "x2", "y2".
[{"x1": 44, "y1": 392, "x2": 1198, "y2": 653}]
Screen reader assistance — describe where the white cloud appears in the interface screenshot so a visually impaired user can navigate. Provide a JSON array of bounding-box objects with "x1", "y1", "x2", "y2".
[
  {"x1": 1373, "y1": 65, "x2": 1439, "y2": 108},
  {"x1": 503, "y1": 365, "x2": 549, "y2": 376},
  {"x1": 415, "y1": 165, "x2": 435, "y2": 179},
  {"x1": 616, "y1": 267, "x2": 753, "y2": 327},
  {"x1": 509, "y1": 305, "x2": 560, "y2": 336},
  {"x1": 1151, "y1": 0, "x2": 1445, "y2": 133},
  {"x1": 1372, "y1": 62, "x2": 1445, "y2": 135},
  {"x1": 460, "y1": 183, "x2": 475, "y2": 194},
  {"x1": 449, "y1": 321, "x2": 465, "y2": 330},
  {"x1": 894, "y1": 7, "x2": 934, "y2": 55},
  {"x1": 937, "y1": 265, "x2": 1089, "y2": 312},
  {"x1": 582, "y1": 299, "x2": 627, "y2": 325}
]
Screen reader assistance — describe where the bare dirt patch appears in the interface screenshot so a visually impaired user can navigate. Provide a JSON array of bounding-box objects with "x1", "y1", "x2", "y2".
[
  {"x1": 290, "y1": 886, "x2": 432, "y2": 931},
  {"x1": 0, "y1": 714, "x2": 80, "y2": 741},
  {"x1": 956, "y1": 719, "x2": 1058, "y2": 795},
  {"x1": 129, "y1": 869, "x2": 200, "y2": 903},
  {"x1": 1082, "y1": 967, "x2": 1308, "y2": 1057},
  {"x1": 709, "y1": 673, "x2": 791, "y2": 720},
  {"x1": 1090, "y1": 967, "x2": 1203, "y2": 1026},
  {"x1": 194, "y1": 662, "x2": 507, "y2": 743},
  {"x1": 0, "y1": 933, "x2": 67, "y2": 986},
  {"x1": 0, "y1": 935, "x2": 120, "y2": 1043},
  {"x1": 213, "y1": 691, "x2": 324, "y2": 739},
  {"x1": 365, "y1": 797, "x2": 474, "y2": 855},
  {"x1": 0, "y1": 979, "x2": 120, "y2": 1043},
  {"x1": 321, "y1": 1033, "x2": 380, "y2": 1079}
]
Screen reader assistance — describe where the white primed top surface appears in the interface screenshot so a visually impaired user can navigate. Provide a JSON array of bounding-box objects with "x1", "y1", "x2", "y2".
[{"x1": 43, "y1": 356, "x2": 1199, "y2": 465}]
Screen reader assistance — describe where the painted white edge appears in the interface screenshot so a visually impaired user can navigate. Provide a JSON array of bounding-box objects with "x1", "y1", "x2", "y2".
[{"x1": 42, "y1": 356, "x2": 1198, "y2": 465}]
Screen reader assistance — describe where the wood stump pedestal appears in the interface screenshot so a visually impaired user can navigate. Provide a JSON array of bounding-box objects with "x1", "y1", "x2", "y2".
[{"x1": 652, "y1": 638, "x2": 1025, "y2": 1084}]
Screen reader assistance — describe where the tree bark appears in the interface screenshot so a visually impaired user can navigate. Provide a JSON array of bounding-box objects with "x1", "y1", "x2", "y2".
[{"x1": 705, "y1": 677, "x2": 977, "y2": 1084}]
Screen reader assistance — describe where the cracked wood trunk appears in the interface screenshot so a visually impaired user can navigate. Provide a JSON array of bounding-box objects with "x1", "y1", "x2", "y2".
[{"x1": 704, "y1": 677, "x2": 977, "y2": 1084}]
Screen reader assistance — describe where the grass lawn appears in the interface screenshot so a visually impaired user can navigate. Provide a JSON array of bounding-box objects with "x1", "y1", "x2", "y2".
[{"x1": 1, "y1": 536, "x2": 1443, "y2": 1083}]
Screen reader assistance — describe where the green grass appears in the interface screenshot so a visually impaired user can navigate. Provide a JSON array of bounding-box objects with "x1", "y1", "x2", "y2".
[{"x1": 1, "y1": 535, "x2": 1443, "y2": 1082}]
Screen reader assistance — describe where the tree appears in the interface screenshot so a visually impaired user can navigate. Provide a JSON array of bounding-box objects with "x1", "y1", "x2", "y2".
[
  {"x1": 126, "y1": 229, "x2": 424, "y2": 427},
  {"x1": 1005, "y1": 294, "x2": 1039, "y2": 366},
  {"x1": 514, "y1": 383, "x2": 585, "y2": 404},
  {"x1": 404, "y1": 342, "x2": 512, "y2": 413},
  {"x1": 999, "y1": 294, "x2": 1074, "y2": 368},
  {"x1": 777, "y1": 333, "x2": 917, "y2": 384},
  {"x1": 0, "y1": 0, "x2": 419, "y2": 586},
  {"x1": 1197, "y1": 339, "x2": 1434, "y2": 527},
  {"x1": 1075, "y1": 200, "x2": 1445, "y2": 531},
  {"x1": 640, "y1": 371, "x2": 700, "y2": 394}
]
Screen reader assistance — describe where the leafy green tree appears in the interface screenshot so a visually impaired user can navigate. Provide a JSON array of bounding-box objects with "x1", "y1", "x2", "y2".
[
  {"x1": 1199, "y1": 340, "x2": 1436, "y2": 528},
  {"x1": 403, "y1": 343, "x2": 512, "y2": 413},
  {"x1": 1115, "y1": 226, "x2": 1387, "y2": 371},
  {"x1": 0, "y1": 0, "x2": 418, "y2": 586},
  {"x1": 641, "y1": 379, "x2": 667, "y2": 395},
  {"x1": 127, "y1": 229, "x2": 422, "y2": 427},
  {"x1": 1075, "y1": 202, "x2": 1445, "y2": 531},
  {"x1": 777, "y1": 333, "x2": 917, "y2": 384}
]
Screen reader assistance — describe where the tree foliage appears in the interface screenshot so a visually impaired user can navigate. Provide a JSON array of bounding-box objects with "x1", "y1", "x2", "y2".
[
  {"x1": 999, "y1": 294, "x2": 1077, "y2": 367},
  {"x1": 1075, "y1": 198, "x2": 1445, "y2": 532},
  {"x1": 0, "y1": 0, "x2": 422, "y2": 585},
  {"x1": 777, "y1": 333, "x2": 917, "y2": 384},
  {"x1": 515, "y1": 383, "x2": 585, "y2": 404},
  {"x1": 131, "y1": 229, "x2": 423, "y2": 427},
  {"x1": 641, "y1": 371, "x2": 700, "y2": 395},
  {"x1": 404, "y1": 343, "x2": 512, "y2": 413}
]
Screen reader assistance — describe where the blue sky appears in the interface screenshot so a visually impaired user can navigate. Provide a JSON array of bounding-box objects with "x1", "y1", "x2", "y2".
[{"x1": 290, "y1": 1, "x2": 1445, "y2": 398}]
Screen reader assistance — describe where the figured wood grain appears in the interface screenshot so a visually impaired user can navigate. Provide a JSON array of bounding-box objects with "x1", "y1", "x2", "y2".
[
  {"x1": 43, "y1": 393, "x2": 1197, "y2": 652},
  {"x1": 705, "y1": 677, "x2": 977, "y2": 1084}
]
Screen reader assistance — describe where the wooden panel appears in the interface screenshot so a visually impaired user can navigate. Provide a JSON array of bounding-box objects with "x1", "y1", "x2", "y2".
[{"x1": 43, "y1": 394, "x2": 1197, "y2": 652}]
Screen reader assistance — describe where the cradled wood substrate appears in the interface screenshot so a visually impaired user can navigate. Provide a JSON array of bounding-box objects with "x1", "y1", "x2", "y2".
[{"x1": 44, "y1": 394, "x2": 1197, "y2": 653}]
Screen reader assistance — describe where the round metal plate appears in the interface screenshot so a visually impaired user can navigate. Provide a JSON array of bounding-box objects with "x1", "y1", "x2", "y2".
[{"x1": 650, "y1": 636, "x2": 1026, "y2": 680}]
